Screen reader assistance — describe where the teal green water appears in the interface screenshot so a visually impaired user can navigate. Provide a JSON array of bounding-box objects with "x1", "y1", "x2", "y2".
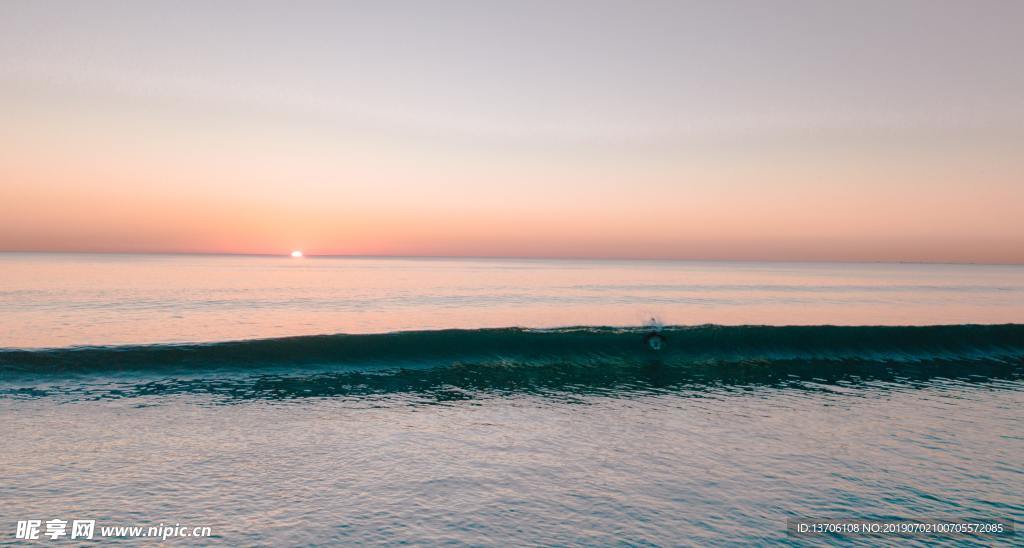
[{"x1": 1, "y1": 254, "x2": 1022, "y2": 544}]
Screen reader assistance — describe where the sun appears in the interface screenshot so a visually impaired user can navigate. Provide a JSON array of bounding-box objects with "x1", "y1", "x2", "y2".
[{"x1": 290, "y1": 250, "x2": 303, "y2": 258}]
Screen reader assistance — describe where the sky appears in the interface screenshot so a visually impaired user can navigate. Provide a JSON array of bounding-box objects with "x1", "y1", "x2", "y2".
[{"x1": 1, "y1": 0, "x2": 1022, "y2": 263}]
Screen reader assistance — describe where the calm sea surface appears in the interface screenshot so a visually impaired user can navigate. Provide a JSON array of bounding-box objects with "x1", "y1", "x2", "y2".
[
  {"x1": 1, "y1": 253, "x2": 1022, "y2": 545},
  {"x1": 2, "y1": 253, "x2": 1023, "y2": 347}
]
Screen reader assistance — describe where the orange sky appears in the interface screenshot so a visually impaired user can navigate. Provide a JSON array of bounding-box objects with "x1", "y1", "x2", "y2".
[{"x1": 1, "y1": 1, "x2": 1022, "y2": 263}]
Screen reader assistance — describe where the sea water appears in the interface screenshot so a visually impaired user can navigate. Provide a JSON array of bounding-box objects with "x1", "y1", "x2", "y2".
[{"x1": 1, "y1": 253, "x2": 1022, "y2": 545}]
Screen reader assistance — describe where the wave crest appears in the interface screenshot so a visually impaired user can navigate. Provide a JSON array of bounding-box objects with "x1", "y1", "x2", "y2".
[{"x1": 2, "y1": 324, "x2": 1023, "y2": 375}]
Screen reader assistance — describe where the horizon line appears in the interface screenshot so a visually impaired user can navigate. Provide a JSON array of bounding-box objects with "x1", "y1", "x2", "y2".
[{"x1": 2, "y1": 249, "x2": 1022, "y2": 267}]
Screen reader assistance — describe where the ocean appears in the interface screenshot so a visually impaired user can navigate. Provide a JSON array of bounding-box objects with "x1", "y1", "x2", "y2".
[{"x1": 1, "y1": 253, "x2": 1022, "y2": 545}]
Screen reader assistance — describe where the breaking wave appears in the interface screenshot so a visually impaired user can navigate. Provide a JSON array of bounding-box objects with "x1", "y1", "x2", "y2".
[{"x1": 2, "y1": 324, "x2": 1023, "y2": 374}]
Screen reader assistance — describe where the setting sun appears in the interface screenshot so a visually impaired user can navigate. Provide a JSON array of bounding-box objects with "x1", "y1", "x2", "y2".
[{"x1": 290, "y1": 250, "x2": 303, "y2": 258}]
